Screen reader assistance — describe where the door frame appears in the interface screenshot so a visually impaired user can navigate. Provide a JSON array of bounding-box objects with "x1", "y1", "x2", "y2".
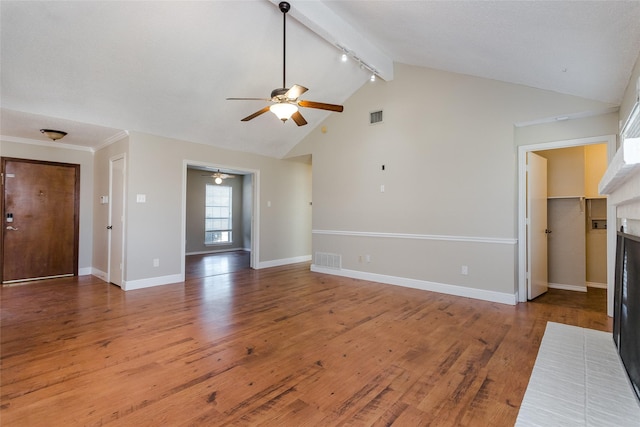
[
  {"x1": 181, "y1": 160, "x2": 260, "y2": 276},
  {"x1": 517, "y1": 134, "x2": 617, "y2": 315}
]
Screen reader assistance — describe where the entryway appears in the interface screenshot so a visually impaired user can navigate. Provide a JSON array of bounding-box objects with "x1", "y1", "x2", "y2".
[
  {"x1": 181, "y1": 160, "x2": 260, "y2": 280},
  {"x1": 1, "y1": 157, "x2": 79, "y2": 283}
]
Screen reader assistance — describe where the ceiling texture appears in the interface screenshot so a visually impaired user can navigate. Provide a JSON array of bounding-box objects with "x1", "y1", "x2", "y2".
[{"x1": 2, "y1": 1, "x2": 640, "y2": 158}]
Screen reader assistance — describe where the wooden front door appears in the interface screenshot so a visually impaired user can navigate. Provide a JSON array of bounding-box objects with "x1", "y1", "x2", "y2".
[{"x1": 1, "y1": 158, "x2": 79, "y2": 283}]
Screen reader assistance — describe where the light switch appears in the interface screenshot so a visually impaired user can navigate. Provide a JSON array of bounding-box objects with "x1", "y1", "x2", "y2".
[{"x1": 136, "y1": 194, "x2": 146, "y2": 203}]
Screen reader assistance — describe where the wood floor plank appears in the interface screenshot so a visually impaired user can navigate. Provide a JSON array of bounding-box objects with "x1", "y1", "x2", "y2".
[{"x1": 1, "y1": 255, "x2": 612, "y2": 426}]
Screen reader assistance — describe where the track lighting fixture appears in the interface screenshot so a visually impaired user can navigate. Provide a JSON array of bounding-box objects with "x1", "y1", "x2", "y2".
[{"x1": 336, "y1": 44, "x2": 379, "y2": 83}]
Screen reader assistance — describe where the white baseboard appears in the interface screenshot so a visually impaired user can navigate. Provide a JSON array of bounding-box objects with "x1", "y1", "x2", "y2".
[
  {"x1": 586, "y1": 281, "x2": 608, "y2": 289},
  {"x1": 92, "y1": 268, "x2": 108, "y2": 282},
  {"x1": 257, "y1": 255, "x2": 312, "y2": 269},
  {"x1": 310, "y1": 265, "x2": 516, "y2": 305},
  {"x1": 123, "y1": 273, "x2": 184, "y2": 291},
  {"x1": 548, "y1": 282, "x2": 588, "y2": 292}
]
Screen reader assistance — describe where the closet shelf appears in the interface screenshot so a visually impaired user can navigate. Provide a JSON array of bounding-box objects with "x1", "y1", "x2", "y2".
[{"x1": 547, "y1": 196, "x2": 606, "y2": 200}]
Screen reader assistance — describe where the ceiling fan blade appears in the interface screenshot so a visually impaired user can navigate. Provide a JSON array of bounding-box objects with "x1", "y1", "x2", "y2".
[
  {"x1": 284, "y1": 84, "x2": 308, "y2": 100},
  {"x1": 241, "y1": 106, "x2": 271, "y2": 122},
  {"x1": 227, "y1": 97, "x2": 271, "y2": 101},
  {"x1": 291, "y1": 111, "x2": 307, "y2": 126},
  {"x1": 240, "y1": 106, "x2": 269, "y2": 122},
  {"x1": 298, "y1": 100, "x2": 344, "y2": 112}
]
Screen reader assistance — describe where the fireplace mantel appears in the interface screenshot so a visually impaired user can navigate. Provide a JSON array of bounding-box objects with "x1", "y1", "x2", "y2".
[{"x1": 599, "y1": 137, "x2": 640, "y2": 224}]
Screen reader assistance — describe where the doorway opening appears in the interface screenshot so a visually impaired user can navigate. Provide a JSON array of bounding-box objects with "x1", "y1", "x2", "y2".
[
  {"x1": 181, "y1": 161, "x2": 259, "y2": 280},
  {"x1": 518, "y1": 135, "x2": 617, "y2": 316}
]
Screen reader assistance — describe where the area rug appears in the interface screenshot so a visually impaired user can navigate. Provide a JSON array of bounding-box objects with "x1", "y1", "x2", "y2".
[{"x1": 515, "y1": 322, "x2": 640, "y2": 426}]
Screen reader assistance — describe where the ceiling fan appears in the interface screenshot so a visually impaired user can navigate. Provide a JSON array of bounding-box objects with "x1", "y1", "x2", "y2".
[
  {"x1": 226, "y1": 1, "x2": 344, "y2": 126},
  {"x1": 203, "y1": 170, "x2": 236, "y2": 184}
]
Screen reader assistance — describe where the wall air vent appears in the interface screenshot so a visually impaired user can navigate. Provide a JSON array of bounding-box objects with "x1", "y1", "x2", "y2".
[
  {"x1": 315, "y1": 252, "x2": 342, "y2": 269},
  {"x1": 370, "y1": 110, "x2": 383, "y2": 125}
]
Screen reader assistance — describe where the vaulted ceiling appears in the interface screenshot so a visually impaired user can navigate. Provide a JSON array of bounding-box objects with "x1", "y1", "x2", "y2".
[{"x1": 2, "y1": 1, "x2": 639, "y2": 158}]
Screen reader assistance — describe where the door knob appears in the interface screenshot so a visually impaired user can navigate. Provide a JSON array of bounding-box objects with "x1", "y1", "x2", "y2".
[
  {"x1": 6, "y1": 226, "x2": 19, "y2": 231},
  {"x1": 545, "y1": 229, "x2": 552, "y2": 234},
  {"x1": 106, "y1": 225, "x2": 113, "y2": 230}
]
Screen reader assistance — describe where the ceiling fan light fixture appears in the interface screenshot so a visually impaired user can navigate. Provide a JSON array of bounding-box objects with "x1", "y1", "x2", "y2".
[
  {"x1": 40, "y1": 129, "x2": 67, "y2": 141},
  {"x1": 215, "y1": 176, "x2": 223, "y2": 184},
  {"x1": 270, "y1": 102, "x2": 298, "y2": 122}
]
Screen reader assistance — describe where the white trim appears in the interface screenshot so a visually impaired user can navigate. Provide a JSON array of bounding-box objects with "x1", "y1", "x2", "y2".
[
  {"x1": 517, "y1": 134, "x2": 617, "y2": 318},
  {"x1": 1, "y1": 135, "x2": 94, "y2": 152},
  {"x1": 598, "y1": 137, "x2": 640, "y2": 195},
  {"x1": 514, "y1": 107, "x2": 618, "y2": 128},
  {"x1": 92, "y1": 268, "x2": 108, "y2": 282},
  {"x1": 548, "y1": 282, "x2": 588, "y2": 292},
  {"x1": 1, "y1": 131, "x2": 129, "y2": 153},
  {"x1": 311, "y1": 265, "x2": 516, "y2": 305},
  {"x1": 257, "y1": 255, "x2": 312, "y2": 269},
  {"x1": 93, "y1": 130, "x2": 129, "y2": 152},
  {"x1": 123, "y1": 273, "x2": 183, "y2": 291},
  {"x1": 587, "y1": 281, "x2": 608, "y2": 289},
  {"x1": 312, "y1": 229, "x2": 517, "y2": 245}
]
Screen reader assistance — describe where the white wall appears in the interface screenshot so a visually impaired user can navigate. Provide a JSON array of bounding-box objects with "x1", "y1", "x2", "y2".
[
  {"x1": 0, "y1": 140, "x2": 95, "y2": 274},
  {"x1": 302, "y1": 63, "x2": 616, "y2": 303}
]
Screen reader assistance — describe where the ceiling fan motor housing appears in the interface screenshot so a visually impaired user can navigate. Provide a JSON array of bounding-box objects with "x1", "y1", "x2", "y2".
[{"x1": 270, "y1": 88, "x2": 289, "y2": 99}]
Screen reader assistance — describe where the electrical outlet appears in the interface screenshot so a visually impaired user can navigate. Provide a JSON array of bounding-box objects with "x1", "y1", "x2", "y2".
[
  {"x1": 365, "y1": 255, "x2": 371, "y2": 263},
  {"x1": 461, "y1": 265, "x2": 468, "y2": 275},
  {"x1": 153, "y1": 258, "x2": 159, "y2": 267}
]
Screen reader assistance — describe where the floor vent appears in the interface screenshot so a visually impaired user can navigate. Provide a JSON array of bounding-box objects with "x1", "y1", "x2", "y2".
[
  {"x1": 315, "y1": 252, "x2": 342, "y2": 269},
  {"x1": 370, "y1": 110, "x2": 383, "y2": 124}
]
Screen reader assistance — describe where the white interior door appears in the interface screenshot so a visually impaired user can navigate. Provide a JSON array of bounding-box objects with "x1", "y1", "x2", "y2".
[
  {"x1": 109, "y1": 157, "x2": 125, "y2": 287},
  {"x1": 527, "y1": 152, "x2": 549, "y2": 299}
]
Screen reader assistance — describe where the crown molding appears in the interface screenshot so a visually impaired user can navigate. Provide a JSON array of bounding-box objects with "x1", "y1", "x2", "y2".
[
  {"x1": 514, "y1": 106, "x2": 619, "y2": 128},
  {"x1": 93, "y1": 130, "x2": 130, "y2": 152},
  {"x1": 0, "y1": 135, "x2": 94, "y2": 152}
]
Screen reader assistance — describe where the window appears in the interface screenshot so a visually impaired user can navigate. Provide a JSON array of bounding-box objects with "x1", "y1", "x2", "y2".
[{"x1": 205, "y1": 184, "x2": 232, "y2": 244}]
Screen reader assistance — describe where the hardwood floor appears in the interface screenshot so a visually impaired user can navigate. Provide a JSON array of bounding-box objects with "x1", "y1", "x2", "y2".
[
  {"x1": 185, "y1": 251, "x2": 251, "y2": 280},
  {"x1": 1, "y1": 263, "x2": 611, "y2": 426}
]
